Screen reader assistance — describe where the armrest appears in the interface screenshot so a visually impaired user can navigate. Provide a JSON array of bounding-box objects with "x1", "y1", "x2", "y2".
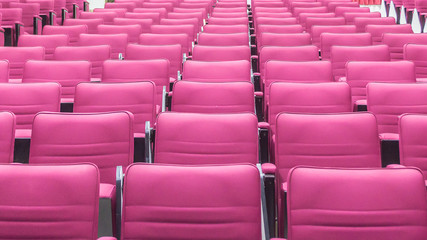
[
  {"x1": 337, "y1": 76, "x2": 347, "y2": 82},
  {"x1": 73, "y1": 4, "x2": 79, "y2": 19},
  {"x1": 254, "y1": 91, "x2": 263, "y2": 97},
  {"x1": 253, "y1": 72, "x2": 260, "y2": 77},
  {"x1": 0, "y1": 27, "x2": 4, "y2": 33},
  {"x1": 354, "y1": 99, "x2": 367, "y2": 112},
  {"x1": 115, "y1": 165, "x2": 123, "y2": 238},
  {"x1": 84, "y1": 1, "x2": 89, "y2": 11},
  {"x1": 49, "y1": 10, "x2": 56, "y2": 25},
  {"x1": 14, "y1": 22, "x2": 24, "y2": 46},
  {"x1": 282, "y1": 182, "x2": 287, "y2": 193},
  {"x1": 258, "y1": 122, "x2": 269, "y2": 129},
  {"x1": 33, "y1": 15, "x2": 42, "y2": 35},
  {"x1": 145, "y1": 121, "x2": 153, "y2": 163},
  {"x1": 261, "y1": 163, "x2": 276, "y2": 174},
  {"x1": 379, "y1": 133, "x2": 399, "y2": 141}
]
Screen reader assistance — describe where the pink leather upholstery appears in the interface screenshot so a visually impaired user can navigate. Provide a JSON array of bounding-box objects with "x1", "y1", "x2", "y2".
[
  {"x1": 0, "y1": 82, "x2": 60, "y2": 129},
  {"x1": 293, "y1": 6, "x2": 328, "y2": 17},
  {"x1": 174, "y1": 7, "x2": 208, "y2": 20},
  {"x1": 305, "y1": 17, "x2": 346, "y2": 33},
  {"x1": 254, "y1": 1, "x2": 285, "y2": 8},
  {"x1": 0, "y1": 111, "x2": 15, "y2": 163},
  {"x1": 79, "y1": 34, "x2": 128, "y2": 59},
  {"x1": 259, "y1": 33, "x2": 311, "y2": 50},
  {"x1": 0, "y1": 60, "x2": 9, "y2": 82},
  {"x1": 382, "y1": 33, "x2": 427, "y2": 60},
  {"x1": 167, "y1": 12, "x2": 204, "y2": 26},
  {"x1": 254, "y1": 7, "x2": 288, "y2": 13},
  {"x1": 330, "y1": 45, "x2": 391, "y2": 81},
  {"x1": 151, "y1": 24, "x2": 195, "y2": 46},
  {"x1": 160, "y1": 18, "x2": 200, "y2": 37},
  {"x1": 125, "y1": 12, "x2": 161, "y2": 24},
  {"x1": 0, "y1": 47, "x2": 45, "y2": 80},
  {"x1": 366, "y1": 24, "x2": 413, "y2": 44},
  {"x1": 192, "y1": 45, "x2": 250, "y2": 61},
  {"x1": 139, "y1": 33, "x2": 190, "y2": 56},
  {"x1": 18, "y1": 35, "x2": 69, "y2": 60},
  {"x1": 210, "y1": 12, "x2": 248, "y2": 18},
  {"x1": 198, "y1": 32, "x2": 250, "y2": 46},
  {"x1": 54, "y1": 45, "x2": 111, "y2": 79},
  {"x1": 367, "y1": 83, "x2": 427, "y2": 134},
  {"x1": 320, "y1": 33, "x2": 372, "y2": 60},
  {"x1": 399, "y1": 113, "x2": 427, "y2": 179},
  {"x1": 74, "y1": 82, "x2": 156, "y2": 132},
  {"x1": 64, "y1": 18, "x2": 104, "y2": 34},
  {"x1": 328, "y1": 1, "x2": 359, "y2": 12},
  {"x1": 0, "y1": 163, "x2": 100, "y2": 239},
  {"x1": 416, "y1": 0, "x2": 427, "y2": 15},
  {"x1": 29, "y1": 111, "x2": 134, "y2": 185},
  {"x1": 209, "y1": 16, "x2": 248, "y2": 25},
  {"x1": 203, "y1": 24, "x2": 249, "y2": 33},
  {"x1": 113, "y1": 18, "x2": 153, "y2": 34},
  {"x1": 93, "y1": 8, "x2": 127, "y2": 18},
  {"x1": 105, "y1": 2, "x2": 136, "y2": 11},
  {"x1": 343, "y1": 12, "x2": 381, "y2": 24},
  {"x1": 9, "y1": 2, "x2": 40, "y2": 34},
  {"x1": 0, "y1": 8, "x2": 22, "y2": 30},
  {"x1": 125, "y1": 44, "x2": 180, "y2": 82},
  {"x1": 290, "y1": 1, "x2": 322, "y2": 9},
  {"x1": 311, "y1": 25, "x2": 357, "y2": 48},
  {"x1": 133, "y1": 7, "x2": 167, "y2": 18},
  {"x1": 258, "y1": 45, "x2": 318, "y2": 78},
  {"x1": 404, "y1": 44, "x2": 427, "y2": 79},
  {"x1": 142, "y1": 2, "x2": 173, "y2": 12},
  {"x1": 287, "y1": 166, "x2": 427, "y2": 239},
  {"x1": 80, "y1": 11, "x2": 117, "y2": 24},
  {"x1": 354, "y1": 17, "x2": 396, "y2": 32},
  {"x1": 254, "y1": 12, "x2": 293, "y2": 19},
  {"x1": 22, "y1": 60, "x2": 91, "y2": 101},
  {"x1": 182, "y1": 60, "x2": 251, "y2": 82},
  {"x1": 256, "y1": 24, "x2": 304, "y2": 34},
  {"x1": 255, "y1": 17, "x2": 298, "y2": 26},
  {"x1": 102, "y1": 59, "x2": 169, "y2": 105},
  {"x1": 346, "y1": 61, "x2": 416, "y2": 103},
  {"x1": 298, "y1": 12, "x2": 335, "y2": 28},
  {"x1": 97, "y1": 24, "x2": 142, "y2": 43},
  {"x1": 171, "y1": 81, "x2": 255, "y2": 113},
  {"x1": 43, "y1": 25, "x2": 89, "y2": 46},
  {"x1": 122, "y1": 164, "x2": 262, "y2": 239},
  {"x1": 335, "y1": 6, "x2": 370, "y2": 16}
]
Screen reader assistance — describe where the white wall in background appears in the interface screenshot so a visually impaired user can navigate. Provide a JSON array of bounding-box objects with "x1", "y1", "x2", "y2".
[{"x1": 87, "y1": 0, "x2": 105, "y2": 10}]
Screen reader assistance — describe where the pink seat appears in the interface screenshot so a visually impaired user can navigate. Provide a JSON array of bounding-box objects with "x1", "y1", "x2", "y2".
[
  {"x1": 105, "y1": 2, "x2": 136, "y2": 11},
  {"x1": 97, "y1": 24, "x2": 142, "y2": 43},
  {"x1": 254, "y1": 1, "x2": 285, "y2": 8},
  {"x1": 0, "y1": 46, "x2": 45, "y2": 80},
  {"x1": 287, "y1": 166, "x2": 427, "y2": 239},
  {"x1": 253, "y1": 6, "x2": 288, "y2": 14},
  {"x1": 22, "y1": 60, "x2": 91, "y2": 101},
  {"x1": 54, "y1": 45, "x2": 111, "y2": 79},
  {"x1": 139, "y1": 33, "x2": 190, "y2": 56},
  {"x1": 216, "y1": 1, "x2": 246, "y2": 8},
  {"x1": 9, "y1": 2, "x2": 42, "y2": 35},
  {"x1": 298, "y1": 12, "x2": 336, "y2": 29},
  {"x1": 335, "y1": 6, "x2": 370, "y2": 16},
  {"x1": 327, "y1": 1, "x2": 359, "y2": 12},
  {"x1": 160, "y1": 18, "x2": 200, "y2": 37},
  {"x1": 293, "y1": 6, "x2": 328, "y2": 17},
  {"x1": 79, "y1": 34, "x2": 128, "y2": 59},
  {"x1": 343, "y1": 12, "x2": 381, "y2": 24},
  {"x1": 141, "y1": 2, "x2": 173, "y2": 12},
  {"x1": 0, "y1": 163, "x2": 102, "y2": 239},
  {"x1": 171, "y1": 81, "x2": 255, "y2": 113},
  {"x1": 197, "y1": 32, "x2": 250, "y2": 46},
  {"x1": 367, "y1": 83, "x2": 427, "y2": 134},
  {"x1": 150, "y1": 24, "x2": 195, "y2": 44},
  {"x1": 305, "y1": 17, "x2": 346, "y2": 33},
  {"x1": 290, "y1": 1, "x2": 322, "y2": 10},
  {"x1": 125, "y1": 12, "x2": 160, "y2": 24},
  {"x1": 259, "y1": 33, "x2": 311, "y2": 52},
  {"x1": 74, "y1": 81, "x2": 156, "y2": 133},
  {"x1": 79, "y1": 11, "x2": 117, "y2": 24},
  {"x1": 93, "y1": 8, "x2": 127, "y2": 18},
  {"x1": 0, "y1": 82, "x2": 60, "y2": 130},
  {"x1": 203, "y1": 24, "x2": 249, "y2": 33},
  {"x1": 382, "y1": 33, "x2": 427, "y2": 60},
  {"x1": 0, "y1": 60, "x2": 8, "y2": 83},
  {"x1": 133, "y1": 7, "x2": 167, "y2": 18},
  {"x1": 256, "y1": 24, "x2": 304, "y2": 34},
  {"x1": 211, "y1": 12, "x2": 248, "y2": 18},
  {"x1": 354, "y1": 17, "x2": 396, "y2": 32},
  {"x1": 311, "y1": 25, "x2": 357, "y2": 48},
  {"x1": 192, "y1": 45, "x2": 250, "y2": 61},
  {"x1": 29, "y1": 111, "x2": 133, "y2": 187},
  {"x1": 399, "y1": 113, "x2": 427, "y2": 180},
  {"x1": 18, "y1": 34, "x2": 69, "y2": 60},
  {"x1": 102, "y1": 59, "x2": 169, "y2": 105},
  {"x1": 208, "y1": 16, "x2": 249, "y2": 25},
  {"x1": 0, "y1": 111, "x2": 15, "y2": 163},
  {"x1": 366, "y1": 24, "x2": 413, "y2": 44},
  {"x1": 320, "y1": 33, "x2": 372, "y2": 60},
  {"x1": 255, "y1": 17, "x2": 298, "y2": 27},
  {"x1": 174, "y1": 7, "x2": 208, "y2": 20},
  {"x1": 63, "y1": 18, "x2": 103, "y2": 34},
  {"x1": 125, "y1": 44, "x2": 181, "y2": 83},
  {"x1": 330, "y1": 45, "x2": 391, "y2": 81},
  {"x1": 167, "y1": 12, "x2": 204, "y2": 27},
  {"x1": 404, "y1": 44, "x2": 427, "y2": 80},
  {"x1": 182, "y1": 60, "x2": 251, "y2": 82},
  {"x1": 113, "y1": 18, "x2": 152, "y2": 34},
  {"x1": 43, "y1": 25, "x2": 88, "y2": 46},
  {"x1": 254, "y1": 12, "x2": 293, "y2": 19},
  {"x1": 346, "y1": 61, "x2": 416, "y2": 105},
  {"x1": 122, "y1": 164, "x2": 264, "y2": 240},
  {"x1": 0, "y1": 8, "x2": 23, "y2": 45}
]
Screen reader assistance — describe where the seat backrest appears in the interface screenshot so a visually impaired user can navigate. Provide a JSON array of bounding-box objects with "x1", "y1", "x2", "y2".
[
  {"x1": 0, "y1": 163, "x2": 100, "y2": 239},
  {"x1": 0, "y1": 47, "x2": 45, "y2": 79},
  {"x1": 150, "y1": 24, "x2": 195, "y2": 43},
  {"x1": 287, "y1": 166, "x2": 427, "y2": 240},
  {"x1": 343, "y1": 11, "x2": 381, "y2": 24},
  {"x1": 18, "y1": 34, "x2": 69, "y2": 60},
  {"x1": 211, "y1": 11, "x2": 248, "y2": 18},
  {"x1": 259, "y1": 33, "x2": 311, "y2": 49},
  {"x1": 328, "y1": 1, "x2": 359, "y2": 12},
  {"x1": 0, "y1": 111, "x2": 15, "y2": 163},
  {"x1": 276, "y1": 112, "x2": 381, "y2": 183},
  {"x1": 404, "y1": 43, "x2": 427, "y2": 79},
  {"x1": 29, "y1": 111, "x2": 134, "y2": 185},
  {"x1": 0, "y1": 82, "x2": 60, "y2": 129},
  {"x1": 182, "y1": 60, "x2": 251, "y2": 82},
  {"x1": 74, "y1": 81, "x2": 156, "y2": 132},
  {"x1": 293, "y1": 6, "x2": 328, "y2": 17},
  {"x1": 122, "y1": 163, "x2": 262, "y2": 240},
  {"x1": 256, "y1": 24, "x2": 304, "y2": 34},
  {"x1": 0, "y1": 60, "x2": 9, "y2": 83},
  {"x1": 305, "y1": 17, "x2": 346, "y2": 33},
  {"x1": 105, "y1": 2, "x2": 136, "y2": 11},
  {"x1": 139, "y1": 33, "x2": 189, "y2": 56},
  {"x1": 154, "y1": 112, "x2": 258, "y2": 164},
  {"x1": 142, "y1": 2, "x2": 173, "y2": 11},
  {"x1": 160, "y1": 18, "x2": 200, "y2": 35},
  {"x1": 171, "y1": 81, "x2": 255, "y2": 114},
  {"x1": 22, "y1": 60, "x2": 91, "y2": 100},
  {"x1": 254, "y1": 12, "x2": 293, "y2": 18},
  {"x1": 192, "y1": 45, "x2": 250, "y2": 61},
  {"x1": 416, "y1": 0, "x2": 427, "y2": 14},
  {"x1": 54, "y1": 45, "x2": 111, "y2": 79},
  {"x1": 0, "y1": 8, "x2": 22, "y2": 26},
  {"x1": 79, "y1": 11, "x2": 117, "y2": 24},
  {"x1": 63, "y1": 18, "x2": 104, "y2": 34},
  {"x1": 367, "y1": 83, "x2": 427, "y2": 134},
  {"x1": 113, "y1": 18, "x2": 152, "y2": 34},
  {"x1": 197, "y1": 32, "x2": 249, "y2": 46},
  {"x1": 399, "y1": 113, "x2": 427, "y2": 179},
  {"x1": 254, "y1": 6, "x2": 288, "y2": 13},
  {"x1": 97, "y1": 24, "x2": 142, "y2": 43},
  {"x1": 290, "y1": 1, "x2": 322, "y2": 10},
  {"x1": 43, "y1": 25, "x2": 88, "y2": 45},
  {"x1": 298, "y1": 12, "x2": 335, "y2": 28},
  {"x1": 79, "y1": 33, "x2": 128, "y2": 59},
  {"x1": 354, "y1": 17, "x2": 396, "y2": 32},
  {"x1": 208, "y1": 16, "x2": 248, "y2": 25},
  {"x1": 330, "y1": 45, "x2": 391, "y2": 81},
  {"x1": 102, "y1": 59, "x2": 169, "y2": 105},
  {"x1": 133, "y1": 7, "x2": 167, "y2": 18},
  {"x1": 382, "y1": 33, "x2": 427, "y2": 60},
  {"x1": 125, "y1": 44, "x2": 180, "y2": 80},
  {"x1": 366, "y1": 24, "x2": 413, "y2": 44},
  {"x1": 320, "y1": 32, "x2": 372, "y2": 59},
  {"x1": 335, "y1": 6, "x2": 370, "y2": 16},
  {"x1": 93, "y1": 8, "x2": 127, "y2": 18},
  {"x1": 346, "y1": 61, "x2": 416, "y2": 103},
  {"x1": 9, "y1": 2, "x2": 39, "y2": 29},
  {"x1": 268, "y1": 82, "x2": 351, "y2": 131},
  {"x1": 125, "y1": 12, "x2": 160, "y2": 24},
  {"x1": 174, "y1": 6, "x2": 208, "y2": 19},
  {"x1": 255, "y1": 17, "x2": 298, "y2": 26},
  {"x1": 203, "y1": 24, "x2": 249, "y2": 33},
  {"x1": 311, "y1": 25, "x2": 357, "y2": 48},
  {"x1": 167, "y1": 11, "x2": 203, "y2": 26}
]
